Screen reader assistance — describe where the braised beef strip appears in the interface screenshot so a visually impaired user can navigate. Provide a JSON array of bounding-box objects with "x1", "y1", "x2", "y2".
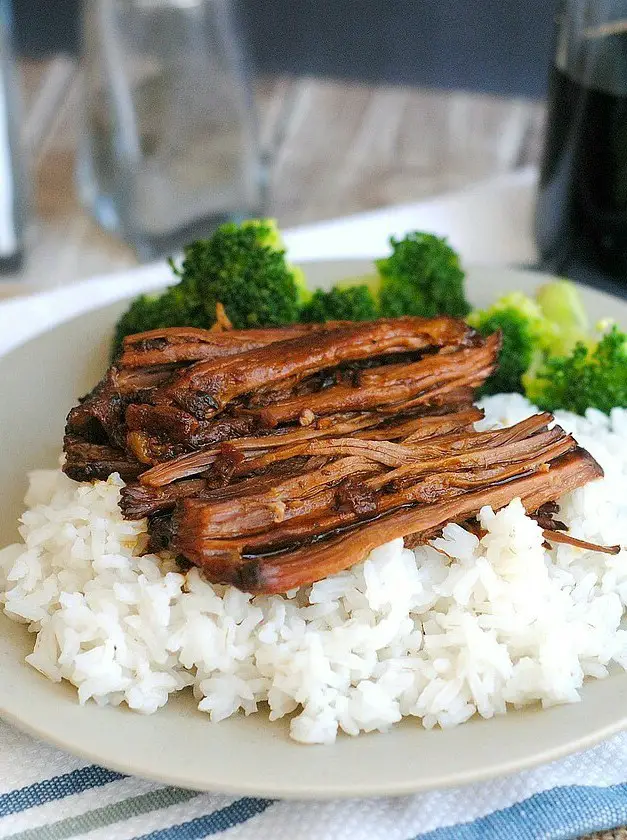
[
  {"x1": 160, "y1": 316, "x2": 476, "y2": 419},
  {"x1": 222, "y1": 450, "x2": 602, "y2": 594},
  {"x1": 118, "y1": 322, "x2": 348, "y2": 368}
]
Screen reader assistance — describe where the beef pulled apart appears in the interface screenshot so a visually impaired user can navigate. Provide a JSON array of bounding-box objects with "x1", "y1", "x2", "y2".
[
  {"x1": 188, "y1": 449, "x2": 602, "y2": 594},
  {"x1": 62, "y1": 316, "x2": 605, "y2": 594},
  {"x1": 170, "y1": 421, "x2": 583, "y2": 563}
]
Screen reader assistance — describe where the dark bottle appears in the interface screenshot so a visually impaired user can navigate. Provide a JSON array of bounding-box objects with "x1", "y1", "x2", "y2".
[{"x1": 536, "y1": 3, "x2": 627, "y2": 279}]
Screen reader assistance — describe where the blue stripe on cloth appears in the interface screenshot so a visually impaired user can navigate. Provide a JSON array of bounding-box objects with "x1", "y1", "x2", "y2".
[
  {"x1": 132, "y1": 797, "x2": 275, "y2": 840},
  {"x1": 0, "y1": 766, "x2": 124, "y2": 818},
  {"x1": 414, "y1": 782, "x2": 627, "y2": 840}
]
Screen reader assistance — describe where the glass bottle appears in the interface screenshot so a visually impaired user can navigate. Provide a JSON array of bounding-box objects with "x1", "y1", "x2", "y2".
[
  {"x1": 536, "y1": 0, "x2": 627, "y2": 280},
  {"x1": 77, "y1": 0, "x2": 265, "y2": 260}
]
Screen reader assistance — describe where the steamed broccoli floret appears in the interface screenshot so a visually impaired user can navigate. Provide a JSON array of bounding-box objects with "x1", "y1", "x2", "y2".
[
  {"x1": 524, "y1": 326, "x2": 627, "y2": 415},
  {"x1": 467, "y1": 281, "x2": 593, "y2": 398},
  {"x1": 300, "y1": 285, "x2": 379, "y2": 323},
  {"x1": 336, "y1": 273, "x2": 381, "y2": 300},
  {"x1": 468, "y1": 292, "x2": 557, "y2": 396},
  {"x1": 112, "y1": 284, "x2": 204, "y2": 357},
  {"x1": 112, "y1": 219, "x2": 306, "y2": 354},
  {"x1": 535, "y1": 279, "x2": 590, "y2": 355},
  {"x1": 376, "y1": 232, "x2": 471, "y2": 319},
  {"x1": 172, "y1": 219, "x2": 307, "y2": 328}
]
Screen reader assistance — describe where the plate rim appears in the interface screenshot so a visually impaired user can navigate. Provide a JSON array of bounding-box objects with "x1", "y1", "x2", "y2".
[{"x1": 2, "y1": 690, "x2": 627, "y2": 799}]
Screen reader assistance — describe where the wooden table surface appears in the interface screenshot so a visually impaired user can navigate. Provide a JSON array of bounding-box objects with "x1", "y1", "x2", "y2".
[{"x1": 4, "y1": 57, "x2": 625, "y2": 840}]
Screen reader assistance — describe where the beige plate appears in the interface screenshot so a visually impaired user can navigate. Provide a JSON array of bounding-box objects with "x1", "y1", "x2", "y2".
[{"x1": 1, "y1": 261, "x2": 627, "y2": 799}]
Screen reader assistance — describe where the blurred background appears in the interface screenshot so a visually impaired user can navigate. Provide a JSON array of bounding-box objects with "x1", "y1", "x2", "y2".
[
  {"x1": 13, "y1": 0, "x2": 554, "y2": 96},
  {"x1": 3, "y1": 0, "x2": 555, "y2": 286}
]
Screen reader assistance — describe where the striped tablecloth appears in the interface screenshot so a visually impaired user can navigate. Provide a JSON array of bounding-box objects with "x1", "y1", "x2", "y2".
[{"x1": 4, "y1": 169, "x2": 627, "y2": 840}]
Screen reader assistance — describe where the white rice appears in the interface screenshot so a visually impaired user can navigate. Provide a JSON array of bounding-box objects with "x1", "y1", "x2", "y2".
[{"x1": 2, "y1": 393, "x2": 627, "y2": 744}]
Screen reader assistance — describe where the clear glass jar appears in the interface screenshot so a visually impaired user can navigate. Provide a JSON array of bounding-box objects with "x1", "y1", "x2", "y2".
[{"x1": 77, "y1": 0, "x2": 266, "y2": 260}]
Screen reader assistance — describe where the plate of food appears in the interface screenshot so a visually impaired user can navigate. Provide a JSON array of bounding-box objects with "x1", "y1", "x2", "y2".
[{"x1": 1, "y1": 221, "x2": 627, "y2": 798}]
